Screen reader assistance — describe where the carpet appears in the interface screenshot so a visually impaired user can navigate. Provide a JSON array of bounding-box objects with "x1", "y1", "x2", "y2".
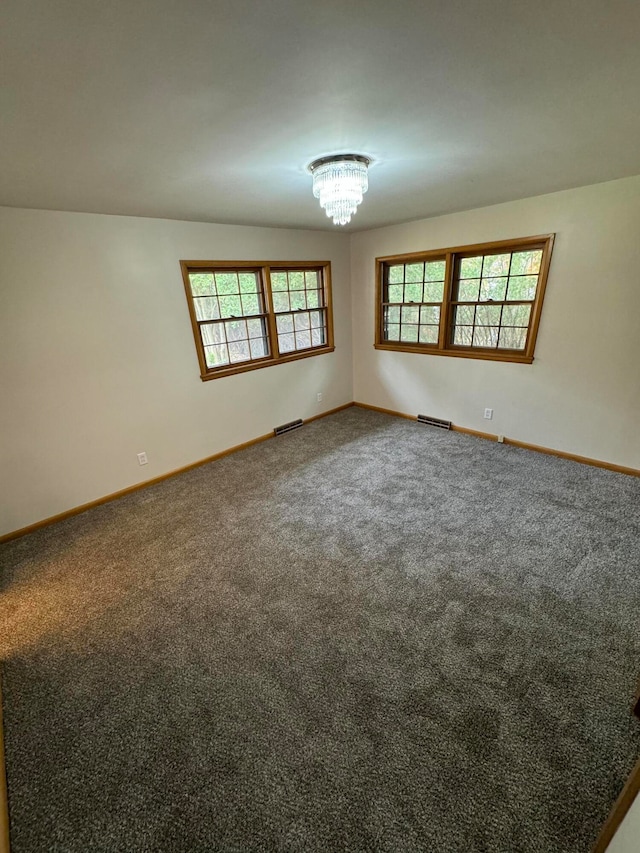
[{"x1": 1, "y1": 407, "x2": 639, "y2": 852}]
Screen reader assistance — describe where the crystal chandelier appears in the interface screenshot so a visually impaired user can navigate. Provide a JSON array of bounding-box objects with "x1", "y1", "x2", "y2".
[{"x1": 308, "y1": 154, "x2": 370, "y2": 226}]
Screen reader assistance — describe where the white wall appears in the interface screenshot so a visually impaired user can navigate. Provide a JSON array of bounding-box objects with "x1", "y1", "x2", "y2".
[
  {"x1": 0, "y1": 208, "x2": 352, "y2": 536},
  {"x1": 606, "y1": 793, "x2": 640, "y2": 853},
  {"x1": 350, "y1": 176, "x2": 640, "y2": 471}
]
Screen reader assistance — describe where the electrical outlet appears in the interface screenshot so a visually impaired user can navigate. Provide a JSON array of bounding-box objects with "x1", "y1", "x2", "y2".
[
  {"x1": 498, "y1": 435, "x2": 505, "y2": 443},
  {"x1": 484, "y1": 408, "x2": 493, "y2": 420},
  {"x1": 317, "y1": 392, "x2": 323, "y2": 402},
  {"x1": 137, "y1": 452, "x2": 148, "y2": 466}
]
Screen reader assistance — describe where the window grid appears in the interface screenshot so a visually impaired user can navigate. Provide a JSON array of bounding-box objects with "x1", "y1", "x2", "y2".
[
  {"x1": 182, "y1": 262, "x2": 333, "y2": 380},
  {"x1": 271, "y1": 269, "x2": 328, "y2": 355},
  {"x1": 450, "y1": 248, "x2": 543, "y2": 352},
  {"x1": 382, "y1": 258, "x2": 446, "y2": 347},
  {"x1": 187, "y1": 269, "x2": 272, "y2": 370},
  {"x1": 375, "y1": 236, "x2": 554, "y2": 364}
]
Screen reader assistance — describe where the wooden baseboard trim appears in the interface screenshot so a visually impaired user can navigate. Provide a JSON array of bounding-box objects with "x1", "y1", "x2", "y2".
[
  {"x1": 305, "y1": 402, "x2": 355, "y2": 424},
  {"x1": 2, "y1": 400, "x2": 636, "y2": 544},
  {"x1": 0, "y1": 675, "x2": 10, "y2": 853},
  {"x1": 352, "y1": 401, "x2": 416, "y2": 421},
  {"x1": 450, "y1": 424, "x2": 498, "y2": 440},
  {"x1": 592, "y1": 756, "x2": 640, "y2": 853},
  {"x1": 0, "y1": 403, "x2": 354, "y2": 545},
  {"x1": 353, "y1": 402, "x2": 640, "y2": 478},
  {"x1": 502, "y1": 437, "x2": 640, "y2": 477}
]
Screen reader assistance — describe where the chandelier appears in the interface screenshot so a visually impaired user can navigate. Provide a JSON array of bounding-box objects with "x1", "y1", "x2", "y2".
[{"x1": 308, "y1": 154, "x2": 370, "y2": 226}]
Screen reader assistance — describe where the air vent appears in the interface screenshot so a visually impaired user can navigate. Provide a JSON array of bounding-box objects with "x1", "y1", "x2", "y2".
[
  {"x1": 417, "y1": 413, "x2": 452, "y2": 430},
  {"x1": 274, "y1": 418, "x2": 304, "y2": 437}
]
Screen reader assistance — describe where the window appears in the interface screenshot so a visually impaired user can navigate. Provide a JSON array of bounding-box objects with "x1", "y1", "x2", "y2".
[
  {"x1": 181, "y1": 261, "x2": 334, "y2": 380},
  {"x1": 376, "y1": 235, "x2": 554, "y2": 363}
]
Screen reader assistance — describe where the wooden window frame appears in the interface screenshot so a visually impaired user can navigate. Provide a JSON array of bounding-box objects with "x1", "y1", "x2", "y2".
[
  {"x1": 375, "y1": 234, "x2": 555, "y2": 364},
  {"x1": 181, "y1": 260, "x2": 335, "y2": 381}
]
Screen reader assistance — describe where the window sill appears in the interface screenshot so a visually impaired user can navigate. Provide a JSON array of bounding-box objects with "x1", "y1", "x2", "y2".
[
  {"x1": 200, "y1": 345, "x2": 335, "y2": 381},
  {"x1": 373, "y1": 343, "x2": 534, "y2": 364}
]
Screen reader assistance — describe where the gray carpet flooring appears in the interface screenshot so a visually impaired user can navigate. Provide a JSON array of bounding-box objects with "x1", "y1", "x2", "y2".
[{"x1": 1, "y1": 407, "x2": 639, "y2": 852}]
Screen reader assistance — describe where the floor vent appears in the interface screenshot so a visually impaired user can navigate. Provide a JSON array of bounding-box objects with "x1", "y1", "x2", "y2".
[
  {"x1": 417, "y1": 413, "x2": 452, "y2": 430},
  {"x1": 274, "y1": 418, "x2": 304, "y2": 437}
]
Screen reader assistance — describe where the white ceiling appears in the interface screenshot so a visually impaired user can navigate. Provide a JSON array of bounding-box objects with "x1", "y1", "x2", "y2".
[{"x1": 2, "y1": 0, "x2": 640, "y2": 232}]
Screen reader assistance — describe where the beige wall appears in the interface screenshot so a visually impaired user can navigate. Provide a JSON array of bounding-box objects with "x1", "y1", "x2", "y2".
[
  {"x1": 3, "y1": 176, "x2": 640, "y2": 537},
  {"x1": 606, "y1": 793, "x2": 640, "y2": 853},
  {"x1": 350, "y1": 176, "x2": 640, "y2": 471},
  {"x1": 0, "y1": 208, "x2": 352, "y2": 536}
]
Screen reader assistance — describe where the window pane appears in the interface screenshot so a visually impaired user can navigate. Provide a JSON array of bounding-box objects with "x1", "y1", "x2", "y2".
[
  {"x1": 276, "y1": 314, "x2": 294, "y2": 334},
  {"x1": 405, "y1": 282, "x2": 423, "y2": 302},
  {"x1": 501, "y1": 304, "x2": 531, "y2": 327},
  {"x1": 278, "y1": 333, "x2": 295, "y2": 353},
  {"x1": 472, "y1": 326, "x2": 499, "y2": 347},
  {"x1": 482, "y1": 253, "x2": 510, "y2": 277},
  {"x1": 305, "y1": 271, "x2": 319, "y2": 288},
  {"x1": 458, "y1": 280, "x2": 480, "y2": 301},
  {"x1": 385, "y1": 305, "x2": 400, "y2": 324},
  {"x1": 193, "y1": 296, "x2": 220, "y2": 321},
  {"x1": 218, "y1": 295, "x2": 243, "y2": 318},
  {"x1": 420, "y1": 305, "x2": 440, "y2": 325},
  {"x1": 204, "y1": 344, "x2": 229, "y2": 367},
  {"x1": 387, "y1": 284, "x2": 404, "y2": 303},
  {"x1": 405, "y1": 263, "x2": 424, "y2": 283},
  {"x1": 423, "y1": 281, "x2": 444, "y2": 302},
  {"x1": 453, "y1": 326, "x2": 473, "y2": 346},
  {"x1": 419, "y1": 325, "x2": 439, "y2": 344},
  {"x1": 507, "y1": 276, "x2": 538, "y2": 300},
  {"x1": 386, "y1": 323, "x2": 401, "y2": 341},
  {"x1": 294, "y1": 312, "x2": 310, "y2": 331},
  {"x1": 250, "y1": 338, "x2": 268, "y2": 359},
  {"x1": 388, "y1": 265, "x2": 404, "y2": 284},
  {"x1": 401, "y1": 306, "x2": 419, "y2": 324},
  {"x1": 498, "y1": 327, "x2": 527, "y2": 350},
  {"x1": 425, "y1": 260, "x2": 446, "y2": 281},
  {"x1": 228, "y1": 340, "x2": 251, "y2": 363},
  {"x1": 479, "y1": 277, "x2": 507, "y2": 302},
  {"x1": 455, "y1": 305, "x2": 475, "y2": 325},
  {"x1": 215, "y1": 273, "x2": 239, "y2": 295},
  {"x1": 309, "y1": 310, "x2": 323, "y2": 328},
  {"x1": 271, "y1": 272, "x2": 288, "y2": 291},
  {"x1": 400, "y1": 325, "x2": 419, "y2": 343},
  {"x1": 311, "y1": 328, "x2": 326, "y2": 346},
  {"x1": 296, "y1": 330, "x2": 312, "y2": 349},
  {"x1": 272, "y1": 292, "x2": 290, "y2": 312},
  {"x1": 189, "y1": 273, "x2": 215, "y2": 296},
  {"x1": 475, "y1": 305, "x2": 502, "y2": 326},
  {"x1": 289, "y1": 271, "x2": 305, "y2": 290},
  {"x1": 241, "y1": 294, "x2": 261, "y2": 315},
  {"x1": 306, "y1": 289, "x2": 320, "y2": 309},
  {"x1": 226, "y1": 320, "x2": 247, "y2": 342},
  {"x1": 239, "y1": 273, "x2": 259, "y2": 293},
  {"x1": 459, "y1": 256, "x2": 482, "y2": 278},
  {"x1": 247, "y1": 318, "x2": 266, "y2": 338},
  {"x1": 289, "y1": 290, "x2": 306, "y2": 311},
  {"x1": 510, "y1": 250, "x2": 542, "y2": 276},
  {"x1": 201, "y1": 323, "x2": 226, "y2": 346}
]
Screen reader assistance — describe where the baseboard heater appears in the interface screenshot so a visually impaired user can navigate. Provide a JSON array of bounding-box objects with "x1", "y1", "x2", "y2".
[
  {"x1": 274, "y1": 418, "x2": 304, "y2": 437},
  {"x1": 417, "y1": 413, "x2": 452, "y2": 430}
]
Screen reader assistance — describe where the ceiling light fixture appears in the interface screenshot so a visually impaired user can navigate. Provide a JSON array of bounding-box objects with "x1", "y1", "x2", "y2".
[{"x1": 308, "y1": 154, "x2": 370, "y2": 226}]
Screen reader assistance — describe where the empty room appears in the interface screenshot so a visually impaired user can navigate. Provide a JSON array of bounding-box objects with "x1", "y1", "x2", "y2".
[{"x1": 1, "y1": 1, "x2": 639, "y2": 851}]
